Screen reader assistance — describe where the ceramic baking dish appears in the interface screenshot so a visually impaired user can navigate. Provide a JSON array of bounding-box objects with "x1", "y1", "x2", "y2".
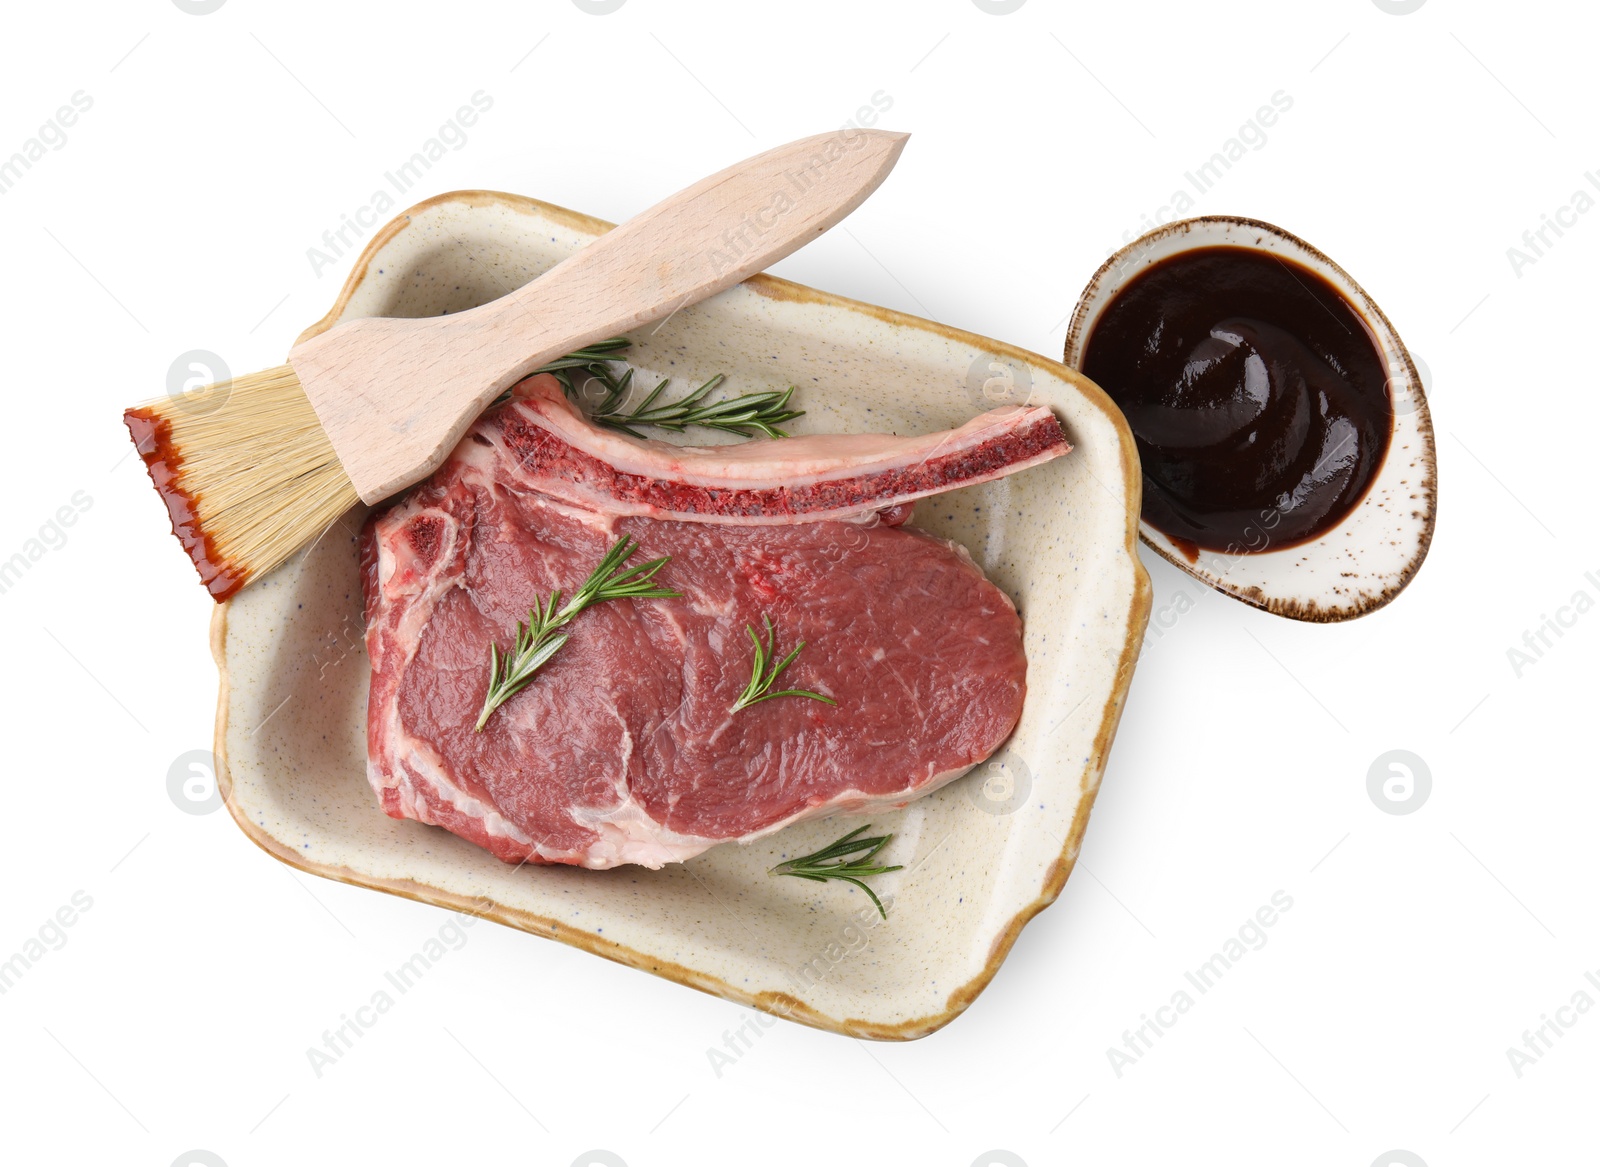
[{"x1": 212, "y1": 190, "x2": 1150, "y2": 1039}]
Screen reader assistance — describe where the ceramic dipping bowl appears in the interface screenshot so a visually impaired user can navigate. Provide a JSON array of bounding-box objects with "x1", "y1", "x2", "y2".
[{"x1": 1063, "y1": 215, "x2": 1437, "y2": 622}]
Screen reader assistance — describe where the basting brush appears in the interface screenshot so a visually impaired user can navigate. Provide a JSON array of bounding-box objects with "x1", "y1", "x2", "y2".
[{"x1": 124, "y1": 129, "x2": 909, "y2": 600}]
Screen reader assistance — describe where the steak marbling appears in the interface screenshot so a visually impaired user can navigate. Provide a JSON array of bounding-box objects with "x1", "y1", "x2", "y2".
[{"x1": 362, "y1": 374, "x2": 1069, "y2": 868}]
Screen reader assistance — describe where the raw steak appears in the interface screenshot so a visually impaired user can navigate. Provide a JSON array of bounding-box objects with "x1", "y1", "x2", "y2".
[{"x1": 362, "y1": 374, "x2": 1070, "y2": 868}]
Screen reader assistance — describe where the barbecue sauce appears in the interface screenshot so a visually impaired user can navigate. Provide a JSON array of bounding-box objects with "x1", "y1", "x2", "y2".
[
  {"x1": 124, "y1": 407, "x2": 245, "y2": 600},
  {"x1": 1081, "y1": 246, "x2": 1391, "y2": 557}
]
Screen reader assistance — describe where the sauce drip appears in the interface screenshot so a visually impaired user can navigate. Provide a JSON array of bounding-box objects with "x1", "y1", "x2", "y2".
[
  {"x1": 1082, "y1": 246, "x2": 1391, "y2": 557},
  {"x1": 124, "y1": 408, "x2": 246, "y2": 600}
]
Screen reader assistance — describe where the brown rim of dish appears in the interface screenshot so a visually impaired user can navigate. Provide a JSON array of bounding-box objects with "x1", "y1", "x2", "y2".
[
  {"x1": 212, "y1": 189, "x2": 1154, "y2": 1041},
  {"x1": 1063, "y1": 214, "x2": 1438, "y2": 624}
]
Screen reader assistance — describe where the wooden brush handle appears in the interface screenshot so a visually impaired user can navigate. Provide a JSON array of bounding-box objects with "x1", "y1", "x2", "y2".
[{"x1": 289, "y1": 129, "x2": 909, "y2": 503}]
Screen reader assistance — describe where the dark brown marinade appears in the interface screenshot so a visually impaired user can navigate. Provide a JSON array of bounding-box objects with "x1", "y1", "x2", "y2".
[{"x1": 1083, "y1": 246, "x2": 1391, "y2": 557}]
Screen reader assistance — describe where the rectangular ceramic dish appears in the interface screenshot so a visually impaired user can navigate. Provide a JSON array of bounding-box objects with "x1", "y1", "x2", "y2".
[{"x1": 212, "y1": 190, "x2": 1150, "y2": 1039}]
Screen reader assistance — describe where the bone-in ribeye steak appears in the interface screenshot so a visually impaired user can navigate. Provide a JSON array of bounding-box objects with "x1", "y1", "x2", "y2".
[{"x1": 362, "y1": 374, "x2": 1069, "y2": 868}]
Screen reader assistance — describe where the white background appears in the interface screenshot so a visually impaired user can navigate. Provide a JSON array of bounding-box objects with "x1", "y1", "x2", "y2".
[{"x1": 1, "y1": 1, "x2": 1594, "y2": 1164}]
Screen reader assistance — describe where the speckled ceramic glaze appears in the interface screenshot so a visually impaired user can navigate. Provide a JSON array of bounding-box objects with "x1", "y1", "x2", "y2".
[
  {"x1": 1064, "y1": 216, "x2": 1437, "y2": 622},
  {"x1": 212, "y1": 191, "x2": 1151, "y2": 1039}
]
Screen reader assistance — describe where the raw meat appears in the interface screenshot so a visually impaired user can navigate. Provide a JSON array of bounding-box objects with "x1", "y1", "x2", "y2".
[
  {"x1": 362, "y1": 374, "x2": 1069, "y2": 868},
  {"x1": 488, "y1": 374, "x2": 1070, "y2": 524}
]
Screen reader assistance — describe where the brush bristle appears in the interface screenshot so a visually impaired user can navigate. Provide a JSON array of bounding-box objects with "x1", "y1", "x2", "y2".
[{"x1": 124, "y1": 365, "x2": 361, "y2": 600}]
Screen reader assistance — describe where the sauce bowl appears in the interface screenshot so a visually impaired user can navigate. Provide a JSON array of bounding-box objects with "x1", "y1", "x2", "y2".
[{"x1": 1064, "y1": 215, "x2": 1437, "y2": 622}]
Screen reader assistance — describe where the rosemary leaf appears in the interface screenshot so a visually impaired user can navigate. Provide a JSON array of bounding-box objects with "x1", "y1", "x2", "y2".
[
  {"x1": 524, "y1": 337, "x2": 805, "y2": 438},
  {"x1": 731, "y1": 614, "x2": 837, "y2": 714},
  {"x1": 475, "y1": 535, "x2": 678, "y2": 731},
  {"x1": 770, "y1": 825, "x2": 903, "y2": 919}
]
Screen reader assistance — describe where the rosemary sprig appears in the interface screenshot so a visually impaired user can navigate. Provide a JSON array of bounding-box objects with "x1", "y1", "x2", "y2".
[
  {"x1": 474, "y1": 535, "x2": 679, "y2": 731},
  {"x1": 593, "y1": 372, "x2": 803, "y2": 440},
  {"x1": 530, "y1": 338, "x2": 635, "y2": 397},
  {"x1": 731, "y1": 614, "x2": 837, "y2": 714},
  {"x1": 532, "y1": 337, "x2": 805, "y2": 439},
  {"x1": 770, "y1": 825, "x2": 902, "y2": 919}
]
